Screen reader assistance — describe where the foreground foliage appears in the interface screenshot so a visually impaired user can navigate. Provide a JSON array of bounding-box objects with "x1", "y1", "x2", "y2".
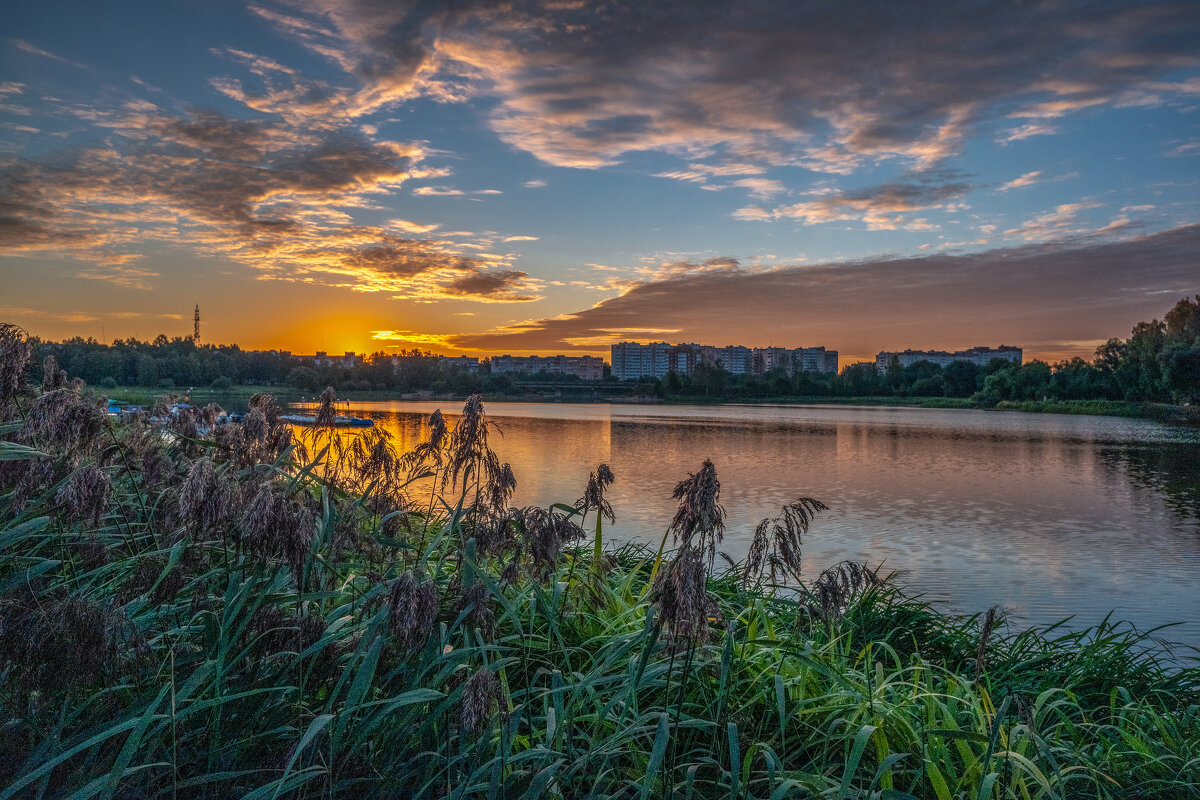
[{"x1": 1, "y1": 327, "x2": 1198, "y2": 799}]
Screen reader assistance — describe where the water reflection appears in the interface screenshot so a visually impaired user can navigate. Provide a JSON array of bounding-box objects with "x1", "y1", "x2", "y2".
[{"x1": 295, "y1": 401, "x2": 1200, "y2": 648}]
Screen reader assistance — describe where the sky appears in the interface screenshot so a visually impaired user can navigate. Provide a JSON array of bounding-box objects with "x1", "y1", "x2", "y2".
[{"x1": 2, "y1": 0, "x2": 1198, "y2": 365}]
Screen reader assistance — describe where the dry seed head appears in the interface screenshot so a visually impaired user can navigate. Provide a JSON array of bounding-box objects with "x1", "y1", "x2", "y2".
[
  {"x1": 445, "y1": 394, "x2": 502, "y2": 492},
  {"x1": 522, "y1": 506, "x2": 583, "y2": 577},
  {"x1": 9, "y1": 457, "x2": 61, "y2": 513},
  {"x1": 579, "y1": 463, "x2": 616, "y2": 523},
  {"x1": 199, "y1": 403, "x2": 222, "y2": 429},
  {"x1": 243, "y1": 483, "x2": 315, "y2": 578},
  {"x1": 41, "y1": 355, "x2": 67, "y2": 391},
  {"x1": 668, "y1": 459, "x2": 725, "y2": 565},
  {"x1": 652, "y1": 545, "x2": 716, "y2": 639},
  {"x1": 24, "y1": 387, "x2": 107, "y2": 459},
  {"x1": 179, "y1": 457, "x2": 235, "y2": 534},
  {"x1": 0, "y1": 323, "x2": 33, "y2": 417},
  {"x1": 974, "y1": 605, "x2": 1001, "y2": 681},
  {"x1": 456, "y1": 580, "x2": 495, "y2": 636},
  {"x1": 743, "y1": 497, "x2": 827, "y2": 587},
  {"x1": 486, "y1": 462, "x2": 517, "y2": 515},
  {"x1": 388, "y1": 571, "x2": 440, "y2": 651},
  {"x1": 248, "y1": 393, "x2": 283, "y2": 425},
  {"x1": 460, "y1": 667, "x2": 502, "y2": 736},
  {"x1": 55, "y1": 463, "x2": 112, "y2": 527},
  {"x1": 0, "y1": 590, "x2": 109, "y2": 695},
  {"x1": 315, "y1": 386, "x2": 337, "y2": 428},
  {"x1": 809, "y1": 561, "x2": 882, "y2": 621},
  {"x1": 475, "y1": 511, "x2": 518, "y2": 559}
]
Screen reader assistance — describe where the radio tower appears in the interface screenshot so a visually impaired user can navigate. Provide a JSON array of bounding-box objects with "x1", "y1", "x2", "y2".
[{"x1": 193, "y1": 305, "x2": 200, "y2": 342}]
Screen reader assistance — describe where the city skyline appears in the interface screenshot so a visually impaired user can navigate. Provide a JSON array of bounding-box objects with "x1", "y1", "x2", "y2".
[{"x1": 2, "y1": 2, "x2": 1198, "y2": 365}]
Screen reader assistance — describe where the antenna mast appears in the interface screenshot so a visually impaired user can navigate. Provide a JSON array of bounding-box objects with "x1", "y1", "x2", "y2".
[{"x1": 193, "y1": 304, "x2": 200, "y2": 342}]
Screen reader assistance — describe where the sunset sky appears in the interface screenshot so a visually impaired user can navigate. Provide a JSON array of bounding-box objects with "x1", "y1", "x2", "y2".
[{"x1": 2, "y1": 1, "x2": 1198, "y2": 364}]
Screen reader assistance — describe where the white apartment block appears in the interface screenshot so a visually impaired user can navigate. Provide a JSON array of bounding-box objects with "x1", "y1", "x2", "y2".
[
  {"x1": 875, "y1": 346, "x2": 1023, "y2": 372},
  {"x1": 612, "y1": 341, "x2": 838, "y2": 379},
  {"x1": 716, "y1": 345, "x2": 754, "y2": 375},
  {"x1": 611, "y1": 341, "x2": 671, "y2": 380},
  {"x1": 491, "y1": 354, "x2": 604, "y2": 381}
]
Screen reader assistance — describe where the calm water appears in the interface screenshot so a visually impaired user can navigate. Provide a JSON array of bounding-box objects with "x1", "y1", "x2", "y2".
[{"x1": 300, "y1": 401, "x2": 1200, "y2": 649}]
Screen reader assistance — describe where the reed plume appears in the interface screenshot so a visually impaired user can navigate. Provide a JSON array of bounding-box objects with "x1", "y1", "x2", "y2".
[
  {"x1": 402, "y1": 409, "x2": 448, "y2": 474},
  {"x1": 974, "y1": 605, "x2": 1001, "y2": 681},
  {"x1": 652, "y1": 545, "x2": 716, "y2": 639},
  {"x1": 0, "y1": 589, "x2": 109, "y2": 695},
  {"x1": 743, "y1": 497, "x2": 828, "y2": 587},
  {"x1": 388, "y1": 571, "x2": 440, "y2": 651},
  {"x1": 485, "y1": 462, "x2": 516, "y2": 516},
  {"x1": 55, "y1": 463, "x2": 112, "y2": 527},
  {"x1": 460, "y1": 667, "x2": 502, "y2": 737},
  {"x1": 578, "y1": 463, "x2": 616, "y2": 524},
  {"x1": 40, "y1": 355, "x2": 67, "y2": 391},
  {"x1": 243, "y1": 483, "x2": 315, "y2": 579},
  {"x1": 809, "y1": 561, "x2": 882, "y2": 621},
  {"x1": 521, "y1": 505, "x2": 583, "y2": 577},
  {"x1": 178, "y1": 456, "x2": 236, "y2": 535},
  {"x1": 315, "y1": 386, "x2": 338, "y2": 428},
  {"x1": 668, "y1": 458, "x2": 725, "y2": 566},
  {"x1": 23, "y1": 384, "x2": 107, "y2": 460},
  {"x1": 444, "y1": 395, "x2": 502, "y2": 498},
  {"x1": 0, "y1": 323, "x2": 32, "y2": 418}
]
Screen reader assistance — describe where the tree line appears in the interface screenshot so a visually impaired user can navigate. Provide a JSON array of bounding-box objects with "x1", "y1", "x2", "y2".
[
  {"x1": 652, "y1": 296, "x2": 1200, "y2": 405},
  {"x1": 14, "y1": 295, "x2": 1200, "y2": 404}
]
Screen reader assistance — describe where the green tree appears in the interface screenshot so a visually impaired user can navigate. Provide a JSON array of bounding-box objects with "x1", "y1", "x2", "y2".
[{"x1": 287, "y1": 366, "x2": 322, "y2": 391}]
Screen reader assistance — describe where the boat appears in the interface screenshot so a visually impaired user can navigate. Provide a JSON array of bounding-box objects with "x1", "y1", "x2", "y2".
[{"x1": 280, "y1": 414, "x2": 375, "y2": 428}]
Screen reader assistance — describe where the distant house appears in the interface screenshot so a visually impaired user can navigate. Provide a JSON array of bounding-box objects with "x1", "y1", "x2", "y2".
[{"x1": 307, "y1": 351, "x2": 361, "y2": 369}]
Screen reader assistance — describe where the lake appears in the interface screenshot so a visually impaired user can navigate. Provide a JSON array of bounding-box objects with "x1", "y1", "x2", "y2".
[{"x1": 298, "y1": 400, "x2": 1200, "y2": 649}]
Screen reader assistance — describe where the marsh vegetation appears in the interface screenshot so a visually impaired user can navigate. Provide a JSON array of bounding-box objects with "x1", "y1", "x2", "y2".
[{"x1": 1, "y1": 323, "x2": 1198, "y2": 799}]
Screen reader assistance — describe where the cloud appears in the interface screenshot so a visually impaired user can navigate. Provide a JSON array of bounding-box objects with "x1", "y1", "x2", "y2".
[
  {"x1": 250, "y1": 0, "x2": 1199, "y2": 176},
  {"x1": 1002, "y1": 202, "x2": 1103, "y2": 241},
  {"x1": 412, "y1": 185, "x2": 500, "y2": 197},
  {"x1": 522, "y1": 179, "x2": 547, "y2": 188},
  {"x1": 737, "y1": 181, "x2": 970, "y2": 229},
  {"x1": 730, "y1": 178, "x2": 785, "y2": 199},
  {"x1": 445, "y1": 224, "x2": 1200, "y2": 361},
  {"x1": 0, "y1": 106, "x2": 538, "y2": 302},
  {"x1": 996, "y1": 122, "x2": 1059, "y2": 143},
  {"x1": 413, "y1": 186, "x2": 464, "y2": 196},
  {"x1": 998, "y1": 171, "x2": 1042, "y2": 191},
  {"x1": 442, "y1": 270, "x2": 537, "y2": 301}
]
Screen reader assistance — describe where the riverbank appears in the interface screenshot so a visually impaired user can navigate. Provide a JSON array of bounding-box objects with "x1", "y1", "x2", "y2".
[
  {"x1": 4, "y1": 387, "x2": 1198, "y2": 798},
  {"x1": 663, "y1": 393, "x2": 1200, "y2": 424},
  {"x1": 103, "y1": 383, "x2": 1200, "y2": 426}
]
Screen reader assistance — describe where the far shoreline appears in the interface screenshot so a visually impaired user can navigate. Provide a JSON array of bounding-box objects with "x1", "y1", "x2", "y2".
[{"x1": 105, "y1": 383, "x2": 1200, "y2": 426}]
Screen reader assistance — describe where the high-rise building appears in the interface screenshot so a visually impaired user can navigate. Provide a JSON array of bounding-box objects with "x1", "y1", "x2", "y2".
[
  {"x1": 611, "y1": 341, "x2": 671, "y2": 380},
  {"x1": 716, "y1": 345, "x2": 754, "y2": 375},
  {"x1": 795, "y1": 346, "x2": 838, "y2": 375}
]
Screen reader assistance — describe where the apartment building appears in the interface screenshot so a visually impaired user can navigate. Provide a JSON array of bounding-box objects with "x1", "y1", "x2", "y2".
[
  {"x1": 875, "y1": 346, "x2": 1023, "y2": 371},
  {"x1": 491, "y1": 354, "x2": 604, "y2": 381}
]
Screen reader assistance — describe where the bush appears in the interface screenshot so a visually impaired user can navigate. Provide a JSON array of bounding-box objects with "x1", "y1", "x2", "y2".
[
  {"x1": 99, "y1": 376, "x2": 118, "y2": 389},
  {"x1": 156, "y1": 377, "x2": 175, "y2": 388},
  {"x1": 210, "y1": 375, "x2": 233, "y2": 390}
]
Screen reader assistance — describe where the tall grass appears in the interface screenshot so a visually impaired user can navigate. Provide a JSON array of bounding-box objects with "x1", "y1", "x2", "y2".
[{"x1": 1, "y1": 328, "x2": 1197, "y2": 799}]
